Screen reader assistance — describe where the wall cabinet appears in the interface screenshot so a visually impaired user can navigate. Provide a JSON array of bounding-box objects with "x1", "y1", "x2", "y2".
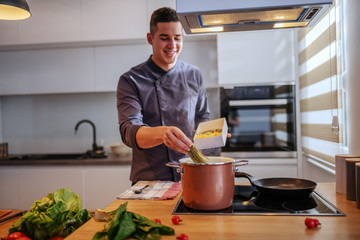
[
  {"x1": 0, "y1": 38, "x2": 215, "y2": 95},
  {"x1": 0, "y1": 48, "x2": 96, "y2": 95},
  {"x1": 0, "y1": 165, "x2": 131, "y2": 210},
  {"x1": 217, "y1": 29, "x2": 296, "y2": 86},
  {"x1": 0, "y1": 0, "x2": 176, "y2": 47},
  {"x1": 17, "y1": 0, "x2": 82, "y2": 45},
  {"x1": 0, "y1": 45, "x2": 147, "y2": 95},
  {"x1": 80, "y1": 0, "x2": 147, "y2": 42},
  {"x1": 94, "y1": 44, "x2": 151, "y2": 92}
]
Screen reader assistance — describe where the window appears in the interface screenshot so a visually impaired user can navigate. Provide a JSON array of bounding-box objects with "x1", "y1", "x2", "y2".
[{"x1": 298, "y1": 0, "x2": 344, "y2": 173}]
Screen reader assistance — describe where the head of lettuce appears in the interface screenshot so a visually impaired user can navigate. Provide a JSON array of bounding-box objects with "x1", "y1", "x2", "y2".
[{"x1": 9, "y1": 188, "x2": 91, "y2": 240}]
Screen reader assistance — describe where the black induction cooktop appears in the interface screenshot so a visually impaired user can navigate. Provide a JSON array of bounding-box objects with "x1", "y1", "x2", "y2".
[{"x1": 172, "y1": 185, "x2": 345, "y2": 216}]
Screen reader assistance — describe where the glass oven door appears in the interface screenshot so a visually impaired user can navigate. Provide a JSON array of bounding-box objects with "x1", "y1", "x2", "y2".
[{"x1": 220, "y1": 85, "x2": 296, "y2": 157}]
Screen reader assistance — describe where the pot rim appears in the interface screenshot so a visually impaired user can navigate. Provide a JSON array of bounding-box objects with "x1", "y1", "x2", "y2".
[{"x1": 179, "y1": 156, "x2": 241, "y2": 166}]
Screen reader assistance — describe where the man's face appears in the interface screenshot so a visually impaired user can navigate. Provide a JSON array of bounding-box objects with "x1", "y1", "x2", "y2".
[{"x1": 147, "y1": 21, "x2": 183, "y2": 71}]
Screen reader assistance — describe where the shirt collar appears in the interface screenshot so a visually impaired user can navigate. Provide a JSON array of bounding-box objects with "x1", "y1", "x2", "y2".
[{"x1": 146, "y1": 55, "x2": 179, "y2": 76}]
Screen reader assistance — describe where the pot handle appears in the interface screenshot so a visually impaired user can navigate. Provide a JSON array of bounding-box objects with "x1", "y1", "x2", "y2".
[
  {"x1": 233, "y1": 159, "x2": 248, "y2": 171},
  {"x1": 234, "y1": 159, "x2": 248, "y2": 163},
  {"x1": 165, "y1": 162, "x2": 182, "y2": 174},
  {"x1": 234, "y1": 159, "x2": 248, "y2": 166},
  {"x1": 235, "y1": 172, "x2": 257, "y2": 186},
  {"x1": 165, "y1": 162, "x2": 181, "y2": 168}
]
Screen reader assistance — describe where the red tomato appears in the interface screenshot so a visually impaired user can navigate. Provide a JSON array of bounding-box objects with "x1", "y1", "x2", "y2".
[
  {"x1": 305, "y1": 218, "x2": 321, "y2": 228},
  {"x1": 14, "y1": 237, "x2": 31, "y2": 240},
  {"x1": 154, "y1": 218, "x2": 161, "y2": 224},
  {"x1": 171, "y1": 215, "x2": 182, "y2": 225},
  {"x1": 47, "y1": 237, "x2": 64, "y2": 240},
  {"x1": 177, "y1": 233, "x2": 189, "y2": 240},
  {"x1": 314, "y1": 219, "x2": 320, "y2": 227},
  {"x1": 6, "y1": 232, "x2": 29, "y2": 240}
]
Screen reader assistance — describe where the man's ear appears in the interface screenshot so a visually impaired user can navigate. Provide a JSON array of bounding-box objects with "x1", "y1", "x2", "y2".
[{"x1": 147, "y1": 33, "x2": 153, "y2": 44}]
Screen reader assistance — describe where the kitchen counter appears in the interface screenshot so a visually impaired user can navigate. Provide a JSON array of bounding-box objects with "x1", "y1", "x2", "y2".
[
  {"x1": 0, "y1": 154, "x2": 131, "y2": 166},
  {"x1": 1, "y1": 183, "x2": 359, "y2": 240},
  {"x1": 66, "y1": 183, "x2": 359, "y2": 240}
]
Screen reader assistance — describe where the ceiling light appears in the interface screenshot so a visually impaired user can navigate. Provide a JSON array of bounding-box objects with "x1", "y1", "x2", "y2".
[
  {"x1": 190, "y1": 26, "x2": 224, "y2": 33},
  {"x1": 274, "y1": 22, "x2": 309, "y2": 28},
  {"x1": 0, "y1": 0, "x2": 31, "y2": 20}
]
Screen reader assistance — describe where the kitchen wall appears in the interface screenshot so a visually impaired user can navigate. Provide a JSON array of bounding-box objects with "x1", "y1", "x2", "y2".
[
  {"x1": 0, "y1": 98, "x2": 2, "y2": 142},
  {"x1": 0, "y1": 39, "x2": 219, "y2": 154},
  {"x1": 0, "y1": 0, "x2": 307, "y2": 180}
]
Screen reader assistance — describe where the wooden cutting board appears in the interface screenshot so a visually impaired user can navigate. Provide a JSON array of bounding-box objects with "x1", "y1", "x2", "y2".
[
  {"x1": 0, "y1": 210, "x2": 27, "y2": 238},
  {"x1": 0, "y1": 210, "x2": 12, "y2": 219},
  {"x1": 0, "y1": 210, "x2": 26, "y2": 224}
]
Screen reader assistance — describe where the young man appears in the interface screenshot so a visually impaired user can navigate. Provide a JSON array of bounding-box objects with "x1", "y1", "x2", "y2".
[{"x1": 117, "y1": 7, "x2": 210, "y2": 183}]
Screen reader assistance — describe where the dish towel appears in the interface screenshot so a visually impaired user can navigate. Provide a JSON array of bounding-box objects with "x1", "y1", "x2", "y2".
[{"x1": 117, "y1": 181, "x2": 181, "y2": 200}]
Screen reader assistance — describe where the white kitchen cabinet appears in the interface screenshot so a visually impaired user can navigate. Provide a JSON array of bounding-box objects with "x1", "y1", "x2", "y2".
[
  {"x1": 81, "y1": 0, "x2": 147, "y2": 42},
  {"x1": 0, "y1": 166, "x2": 84, "y2": 210},
  {"x1": 180, "y1": 38, "x2": 218, "y2": 88},
  {"x1": 0, "y1": 167, "x2": 19, "y2": 209},
  {"x1": 0, "y1": 47, "x2": 95, "y2": 95},
  {"x1": 217, "y1": 29, "x2": 296, "y2": 86},
  {"x1": 84, "y1": 165, "x2": 131, "y2": 210},
  {"x1": 18, "y1": 0, "x2": 82, "y2": 45},
  {"x1": 0, "y1": 165, "x2": 131, "y2": 210},
  {"x1": 94, "y1": 43, "x2": 151, "y2": 92},
  {"x1": 17, "y1": 166, "x2": 84, "y2": 210},
  {"x1": 0, "y1": 21, "x2": 18, "y2": 46},
  {"x1": 93, "y1": 37, "x2": 217, "y2": 92},
  {"x1": 0, "y1": 0, "x2": 153, "y2": 47}
]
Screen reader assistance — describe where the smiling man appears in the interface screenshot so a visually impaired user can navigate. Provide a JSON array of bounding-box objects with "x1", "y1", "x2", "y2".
[{"x1": 116, "y1": 7, "x2": 210, "y2": 183}]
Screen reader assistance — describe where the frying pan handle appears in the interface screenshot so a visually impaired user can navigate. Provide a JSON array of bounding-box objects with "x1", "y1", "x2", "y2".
[{"x1": 235, "y1": 172, "x2": 257, "y2": 186}]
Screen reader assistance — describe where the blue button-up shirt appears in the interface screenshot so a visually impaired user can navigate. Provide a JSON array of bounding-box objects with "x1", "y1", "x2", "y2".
[{"x1": 117, "y1": 56, "x2": 210, "y2": 182}]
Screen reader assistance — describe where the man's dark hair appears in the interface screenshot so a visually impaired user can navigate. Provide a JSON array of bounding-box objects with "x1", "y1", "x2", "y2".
[{"x1": 150, "y1": 7, "x2": 179, "y2": 36}]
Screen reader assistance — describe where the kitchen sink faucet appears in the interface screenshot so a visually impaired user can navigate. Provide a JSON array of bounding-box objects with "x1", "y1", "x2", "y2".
[{"x1": 74, "y1": 119, "x2": 103, "y2": 154}]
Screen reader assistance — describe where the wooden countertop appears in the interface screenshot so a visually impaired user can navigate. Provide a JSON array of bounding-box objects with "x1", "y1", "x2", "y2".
[
  {"x1": 1, "y1": 183, "x2": 359, "y2": 240},
  {"x1": 68, "y1": 183, "x2": 359, "y2": 240}
]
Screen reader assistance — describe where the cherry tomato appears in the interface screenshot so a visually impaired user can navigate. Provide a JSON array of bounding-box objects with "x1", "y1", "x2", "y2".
[
  {"x1": 177, "y1": 233, "x2": 189, "y2": 240},
  {"x1": 305, "y1": 218, "x2": 321, "y2": 228},
  {"x1": 6, "y1": 232, "x2": 29, "y2": 240},
  {"x1": 314, "y1": 219, "x2": 320, "y2": 227},
  {"x1": 171, "y1": 215, "x2": 182, "y2": 225},
  {"x1": 154, "y1": 218, "x2": 161, "y2": 224},
  {"x1": 14, "y1": 237, "x2": 31, "y2": 240},
  {"x1": 47, "y1": 236, "x2": 64, "y2": 240}
]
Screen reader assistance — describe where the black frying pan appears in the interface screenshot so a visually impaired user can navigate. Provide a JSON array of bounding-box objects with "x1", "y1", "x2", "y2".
[{"x1": 235, "y1": 172, "x2": 317, "y2": 199}]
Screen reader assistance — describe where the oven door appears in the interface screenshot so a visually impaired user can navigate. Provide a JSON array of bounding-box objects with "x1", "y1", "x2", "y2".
[{"x1": 221, "y1": 98, "x2": 296, "y2": 158}]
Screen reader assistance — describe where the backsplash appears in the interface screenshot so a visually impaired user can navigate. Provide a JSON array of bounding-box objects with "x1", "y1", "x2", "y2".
[{"x1": 0, "y1": 89, "x2": 220, "y2": 154}]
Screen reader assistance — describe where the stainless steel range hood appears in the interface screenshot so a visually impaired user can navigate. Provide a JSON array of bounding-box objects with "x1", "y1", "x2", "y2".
[{"x1": 176, "y1": 0, "x2": 334, "y2": 34}]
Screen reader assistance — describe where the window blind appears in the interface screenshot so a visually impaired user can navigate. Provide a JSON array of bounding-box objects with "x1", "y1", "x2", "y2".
[{"x1": 298, "y1": 0, "x2": 342, "y2": 170}]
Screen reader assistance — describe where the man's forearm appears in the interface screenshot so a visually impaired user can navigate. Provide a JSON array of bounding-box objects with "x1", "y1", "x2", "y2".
[{"x1": 136, "y1": 126, "x2": 165, "y2": 149}]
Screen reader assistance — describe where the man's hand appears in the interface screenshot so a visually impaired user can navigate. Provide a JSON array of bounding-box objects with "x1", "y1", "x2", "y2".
[
  {"x1": 162, "y1": 127, "x2": 192, "y2": 154},
  {"x1": 136, "y1": 126, "x2": 192, "y2": 154}
]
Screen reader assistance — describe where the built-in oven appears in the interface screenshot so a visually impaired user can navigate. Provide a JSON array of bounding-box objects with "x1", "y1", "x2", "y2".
[{"x1": 220, "y1": 84, "x2": 296, "y2": 158}]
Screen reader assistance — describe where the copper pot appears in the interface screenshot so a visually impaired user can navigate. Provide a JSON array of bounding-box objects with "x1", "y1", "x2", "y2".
[{"x1": 166, "y1": 157, "x2": 248, "y2": 210}]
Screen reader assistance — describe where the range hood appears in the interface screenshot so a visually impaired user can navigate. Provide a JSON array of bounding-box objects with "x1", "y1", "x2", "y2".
[{"x1": 176, "y1": 0, "x2": 333, "y2": 34}]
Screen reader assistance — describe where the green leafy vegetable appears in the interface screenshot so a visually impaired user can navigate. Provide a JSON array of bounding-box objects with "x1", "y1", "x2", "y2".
[
  {"x1": 93, "y1": 202, "x2": 174, "y2": 240},
  {"x1": 9, "y1": 188, "x2": 91, "y2": 240},
  {"x1": 188, "y1": 144, "x2": 208, "y2": 163}
]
